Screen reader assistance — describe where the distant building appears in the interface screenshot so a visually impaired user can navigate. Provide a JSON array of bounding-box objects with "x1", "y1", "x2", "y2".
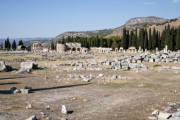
[
  {"x1": 32, "y1": 42, "x2": 42, "y2": 50},
  {"x1": 56, "y1": 42, "x2": 88, "y2": 53},
  {"x1": 56, "y1": 43, "x2": 66, "y2": 53},
  {"x1": 65, "y1": 42, "x2": 82, "y2": 52}
]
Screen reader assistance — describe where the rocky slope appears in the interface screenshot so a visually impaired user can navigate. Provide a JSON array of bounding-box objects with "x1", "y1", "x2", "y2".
[
  {"x1": 53, "y1": 29, "x2": 113, "y2": 42},
  {"x1": 147, "y1": 18, "x2": 180, "y2": 33},
  {"x1": 108, "y1": 16, "x2": 168, "y2": 37},
  {"x1": 125, "y1": 16, "x2": 167, "y2": 26},
  {"x1": 53, "y1": 16, "x2": 169, "y2": 42}
]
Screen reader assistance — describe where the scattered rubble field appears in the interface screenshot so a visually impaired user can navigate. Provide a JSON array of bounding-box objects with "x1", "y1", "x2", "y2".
[{"x1": 0, "y1": 53, "x2": 180, "y2": 120}]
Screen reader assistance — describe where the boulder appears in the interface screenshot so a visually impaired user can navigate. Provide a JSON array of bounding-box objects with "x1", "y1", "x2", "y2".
[
  {"x1": 17, "y1": 61, "x2": 38, "y2": 73},
  {"x1": 26, "y1": 104, "x2": 32, "y2": 109},
  {"x1": 172, "y1": 111, "x2": 180, "y2": 117},
  {"x1": 152, "y1": 109, "x2": 159, "y2": 116},
  {"x1": 61, "y1": 105, "x2": 67, "y2": 114},
  {"x1": 13, "y1": 89, "x2": 21, "y2": 94},
  {"x1": 0, "y1": 61, "x2": 12, "y2": 72},
  {"x1": 158, "y1": 112, "x2": 172, "y2": 119},
  {"x1": 96, "y1": 74, "x2": 103, "y2": 78},
  {"x1": 111, "y1": 75, "x2": 118, "y2": 80},
  {"x1": 0, "y1": 61, "x2": 6, "y2": 72}
]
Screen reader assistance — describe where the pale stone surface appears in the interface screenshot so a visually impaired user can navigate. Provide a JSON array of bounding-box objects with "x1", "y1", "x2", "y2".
[
  {"x1": 61, "y1": 105, "x2": 67, "y2": 114},
  {"x1": 26, "y1": 115, "x2": 37, "y2": 120}
]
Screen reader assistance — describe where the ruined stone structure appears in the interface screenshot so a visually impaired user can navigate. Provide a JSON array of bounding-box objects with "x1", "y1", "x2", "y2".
[
  {"x1": 56, "y1": 42, "x2": 88, "y2": 54},
  {"x1": 90, "y1": 47, "x2": 113, "y2": 53},
  {"x1": 114, "y1": 48, "x2": 119, "y2": 52},
  {"x1": 127, "y1": 47, "x2": 137, "y2": 53},
  {"x1": 65, "y1": 42, "x2": 82, "y2": 53},
  {"x1": 164, "y1": 45, "x2": 168, "y2": 53},
  {"x1": 56, "y1": 44, "x2": 66, "y2": 53},
  {"x1": 42, "y1": 43, "x2": 51, "y2": 52},
  {"x1": 138, "y1": 46, "x2": 143, "y2": 53},
  {"x1": 81, "y1": 48, "x2": 88, "y2": 54},
  {"x1": 119, "y1": 47, "x2": 124, "y2": 52},
  {"x1": 32, "y1": 42, "x2": 42, "y2": 50}
]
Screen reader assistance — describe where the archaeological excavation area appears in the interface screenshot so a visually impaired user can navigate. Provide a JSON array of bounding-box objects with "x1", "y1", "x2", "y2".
[{"x1": 0, "y1": 49, "x2": 180, "y2": 120}]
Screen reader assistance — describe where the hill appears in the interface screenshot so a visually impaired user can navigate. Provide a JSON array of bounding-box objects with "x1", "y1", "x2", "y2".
[
  {"x1": 108, "y1": 16, "x2": 168, "y2": 37},
  {"x1": 53, "y1": 29, "x2": 113, "y2": 42},
  {"x1": 53, "y1": 16, "x2": 168, "y2": 42}
]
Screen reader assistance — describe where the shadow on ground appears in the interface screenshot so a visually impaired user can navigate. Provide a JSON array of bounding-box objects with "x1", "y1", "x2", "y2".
[
  {"x1": 0, "y1": 82, "x2": 20, "y2": 85},
  {"x1": 0, "y1": 83, "x2": 91, "y2": 94},
  {"x1": 31, "y1": 83, "x2": 91, "y2": 92},
  {"x1": 0, "y1": 90, "x2": 11, "y2": 94},
  {"x1": 0, "y1": 76, "x2": 31, "y2": 80}
]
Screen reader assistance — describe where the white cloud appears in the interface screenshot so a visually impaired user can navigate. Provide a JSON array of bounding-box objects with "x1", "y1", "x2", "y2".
[
  {"x1": 172, "y1": 0, "x2": 180, "y2": 3},
  {"x1": 144, "y1": 2, "x2": 155, "y2": 5}
]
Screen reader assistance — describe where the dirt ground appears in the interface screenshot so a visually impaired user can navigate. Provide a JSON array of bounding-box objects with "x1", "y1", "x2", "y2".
[{"x1": 0, "y1": 53, "x2": 180, "y2": 120}]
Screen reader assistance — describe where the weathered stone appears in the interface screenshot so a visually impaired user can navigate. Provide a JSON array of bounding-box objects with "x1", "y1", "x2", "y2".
[
  {"x1": 26, "y1": 115, "x2": 37, "y2": 120},
  {"x1": 17, "y1": 61, "x2": 38, "y2": 73},
  {"x1": 152, "y1": 109, "x2": 159, "y2": 116},
  {"x1": 172, "y1": 111, "x2": 180, "y2": 117},
  {"x1": 96, "y1": 74, "x2": 103, "y2": 78},
  {"x1": 26, "y1": 104, "x2": 32, "y2": 109},
  {"x1": 149, "y1": 58, "x2": 155, "y2": 63},
  {"x1": 111, "y1": 75, "x2": 118, "y2": 80},
  {"x1": 0, "y1": 61, "x2": 12, "y2": 72},
  {"x1": 164, "y1": 106, "x2": 172, "y2": 112},
  {"x1": 46, "y1": 105, "x2": 50, "y2": 110},
  {"x1": 40, "y1": 112, "x2": 46, "y2": 117},
  {"x1": 13, "y1": 89, "x2": 21, "y2": 94},
  {"x1": 148, "y1": 116, "x2": 157, "y2": 120},
  {"x1": 158, "y1": 112, "x2": 172, "y2": 119},
  {"x1": 20, "y1": 89, "x2": 30, "y2": 94},
  {"x1": 61, "y1": 105, "x2": 67, "y2": 114},
  {"x1": 0, "y1": 61, "x2": 7, "y2": 72}
]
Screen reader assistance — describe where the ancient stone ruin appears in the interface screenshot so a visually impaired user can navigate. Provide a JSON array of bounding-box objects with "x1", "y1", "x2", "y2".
[{"x1": 56, "y1": 42, "x2": 88, "y2": 54}]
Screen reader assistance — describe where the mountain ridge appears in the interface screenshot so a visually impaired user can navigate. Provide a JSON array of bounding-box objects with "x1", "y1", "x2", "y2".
[{"x1": 53, "y1": 16, "x2": 169, "y2": 42}]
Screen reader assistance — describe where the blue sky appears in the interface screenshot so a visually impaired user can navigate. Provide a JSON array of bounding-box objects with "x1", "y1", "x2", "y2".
[{"x1": 0, "y1": 0, "x2": 180, "y2": 38}]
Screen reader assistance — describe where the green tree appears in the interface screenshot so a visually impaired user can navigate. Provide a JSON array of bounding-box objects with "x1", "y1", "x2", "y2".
[
  {"x1": 18, "y1": 40, "x2": 23, "y2": 46},
  {"x1": 152, "y1": 28, "x2": 156, "y2": 50},
  {"x1": 144, "y1": 29, "x2": 148, "y2": 50},
  {"x1": 139, "y1": 29, "x2": 145, "y2": 49},
  {"x1": 176, "y1": 26, "x2": 180, "y2": 50},
  {"x1": 6, "y1": 38, "x2": 11, "y2": 50},
  {"x1": 122, "y1": 28, "x2": 129, "y2": 49},
  {"x1": 148, "y1": 28, "x2": 152, "y2": 50},
  {"x1": 4, "y1": 40, "x2": 7, "y2": 49},
  {"x1": 12, "y1": 40, "x2": 17, "y2": 50},
  {"x1": 51, "y1": 41, "x2": 55, "y2": 50},
  {"x1": 111, "y1": 39, "x2": 118, "y2": 49}
]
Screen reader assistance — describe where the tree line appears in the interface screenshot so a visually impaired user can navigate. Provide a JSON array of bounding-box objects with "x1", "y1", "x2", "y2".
[
  {"x1": 3, "y1": 38, "x2": 24, "y2": 50},
  {"x1": 59, "y1": 25, "x2": 180, "y2": 51}
]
